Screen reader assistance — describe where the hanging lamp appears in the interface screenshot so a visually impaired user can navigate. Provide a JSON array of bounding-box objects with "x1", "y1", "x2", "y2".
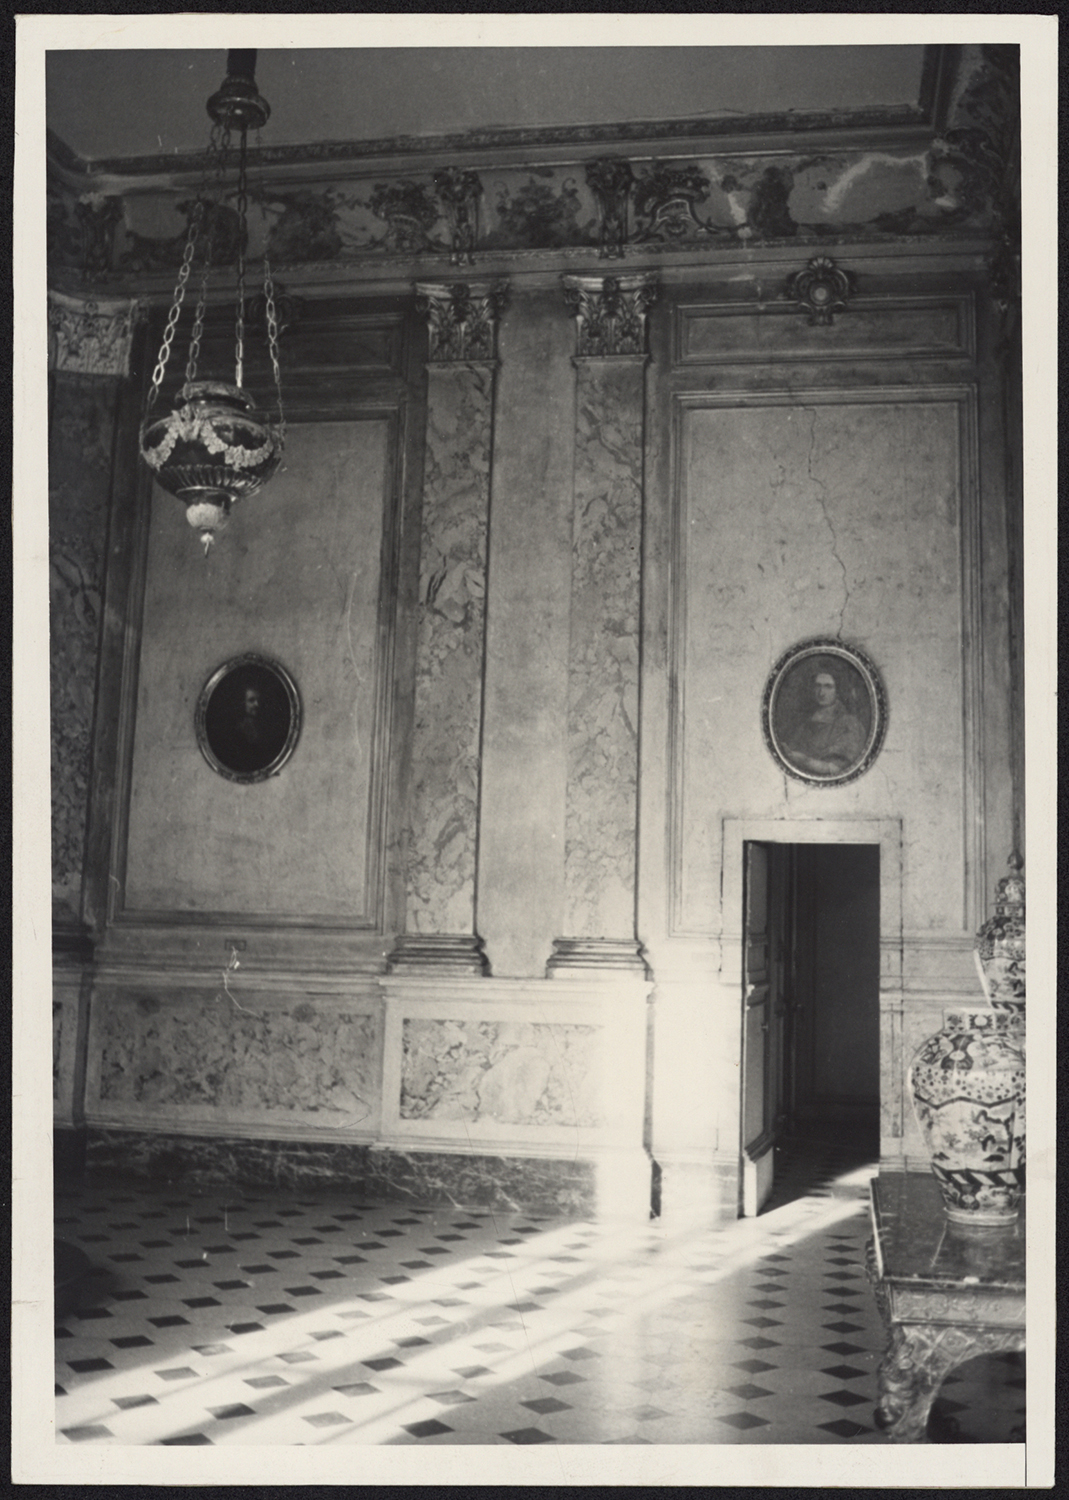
[{"x1": 139, "y1": 49, "x2": 285, "y2": 555}]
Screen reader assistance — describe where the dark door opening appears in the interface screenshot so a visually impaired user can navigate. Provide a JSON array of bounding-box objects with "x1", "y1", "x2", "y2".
[{"x1": 741, "y1": 842, "x2": 880, "y2": 1215}]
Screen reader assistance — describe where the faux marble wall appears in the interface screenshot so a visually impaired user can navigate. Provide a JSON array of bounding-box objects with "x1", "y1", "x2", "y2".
[
  {"x1": 478, "y1": 291, "x2": 574, "y2": 977},
  {"x1": 49, "y1": 375, "x2": 117, "y2": 922},
  {"x1": 400, "y1": 1018, "x2": 600, "y2": 1127},
  {"x1": 677, "y1": 398, "x2": 966, "y2": 935},
  {"x1": 404, "y1": 365, "x2": 493, "y2": 935},
  {"x1": 89, "y1": 991, "x2": 381, "y2": 1127},
  {"x1": 563, "y1": 362, "x2": 644, "y2": 941},
  {"x1": 124, "y1": 420, "x2": 390, "y2": 918}
]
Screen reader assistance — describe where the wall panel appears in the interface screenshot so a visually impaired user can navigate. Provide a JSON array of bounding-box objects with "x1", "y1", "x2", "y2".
[{"x1": 122, "y1": 417, "x2": 395, "y2": 923}]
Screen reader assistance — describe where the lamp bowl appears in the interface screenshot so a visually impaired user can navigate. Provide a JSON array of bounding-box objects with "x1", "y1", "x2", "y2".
[{"x1": 140, "y1": 380, "x2": 283, "y2": 508}]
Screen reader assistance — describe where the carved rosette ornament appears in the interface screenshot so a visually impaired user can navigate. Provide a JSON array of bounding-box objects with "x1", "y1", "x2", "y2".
[
  {"x1": 784, "y1": 255, "x2": 854, "y2": 326},
  {"x1": 433, "y1": 168, "x2": 483, "y2": 267},
  {"x1": 416, "y1": 281, "x2": 509, "y2": 363},
  {"x1": 561, "y1": 273, "x2": 657, "y2": 358},
  {"x1": 585, "y1": 157, "x2": 634, "y2": 260},
  {"x1": 47, "y1": 290, "x2": 140, "y2": 379}
]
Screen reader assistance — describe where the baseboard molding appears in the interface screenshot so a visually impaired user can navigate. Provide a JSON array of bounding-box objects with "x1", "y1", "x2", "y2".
[{"x1": 83, "y1": 1127, "x2": 615, "y2": 1216}]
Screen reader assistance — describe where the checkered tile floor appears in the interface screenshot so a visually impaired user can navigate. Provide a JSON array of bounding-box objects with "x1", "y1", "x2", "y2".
[{"x1": 54, "y1": 1137, "x2": 1024, "y2": 1446}]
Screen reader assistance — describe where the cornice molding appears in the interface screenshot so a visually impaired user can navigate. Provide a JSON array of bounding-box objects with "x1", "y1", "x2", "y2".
[{"x1": 49, "y1": 100, "x2": 944, "y2": 185}]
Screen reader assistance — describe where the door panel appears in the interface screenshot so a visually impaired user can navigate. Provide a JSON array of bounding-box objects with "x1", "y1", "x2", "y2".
[{"x1": 741, "y1": 842, "x2": 781, "y2": 1214}]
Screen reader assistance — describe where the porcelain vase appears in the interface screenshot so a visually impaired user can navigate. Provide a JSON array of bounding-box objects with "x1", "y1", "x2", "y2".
[{"x1": 908, "y1": 857, "x2": 1026, "y2": 1225}]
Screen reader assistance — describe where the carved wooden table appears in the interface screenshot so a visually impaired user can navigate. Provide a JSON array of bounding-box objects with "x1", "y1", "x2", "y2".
[{"x1": 866, "y1": 1171, "x2": 1024, "y2": 1443}]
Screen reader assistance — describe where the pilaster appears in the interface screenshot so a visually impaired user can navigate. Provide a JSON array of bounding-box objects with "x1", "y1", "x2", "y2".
[
  {"x1": 548, "y1": 275, "x2": 655, "y2": 979},
  {"x1": 388, "y1": 282, "x2": 507, "y2": 975}
]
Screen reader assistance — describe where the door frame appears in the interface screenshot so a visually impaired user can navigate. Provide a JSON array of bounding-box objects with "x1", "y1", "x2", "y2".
[{"x1": 723, "y1": 817, "x2": 903, "y2": 1211}]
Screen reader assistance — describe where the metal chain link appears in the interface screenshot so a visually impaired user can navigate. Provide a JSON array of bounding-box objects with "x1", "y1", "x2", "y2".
[
  {"x1": 234, "y1": 127, "x2": 249, "y2": 390},
  {"x1": 183, "y1": 121, "x2": 231, "y2": 396},
  {"x1": 262, "y1": 255, "x2": 286, "y2": 443},
  {"x1": 145, "y1": 201, "x2": 204, "y2": 412}
]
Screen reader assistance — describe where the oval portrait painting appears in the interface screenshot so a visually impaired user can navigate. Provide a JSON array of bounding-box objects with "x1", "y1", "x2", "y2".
[
  {"x1": 196, "y1": 654, "x2": 301, "y2": 783},
  {"x1": 762, "y1": 640, "x2": 886, "y2": 787}
]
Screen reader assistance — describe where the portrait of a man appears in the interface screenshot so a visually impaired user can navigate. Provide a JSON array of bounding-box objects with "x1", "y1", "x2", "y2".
[
  {"x1": 197, "y1": 655, "x2": 300, "y2": 781},
  {"x1": 763, "y1": 641, "x2": 885, "y2": 785}
]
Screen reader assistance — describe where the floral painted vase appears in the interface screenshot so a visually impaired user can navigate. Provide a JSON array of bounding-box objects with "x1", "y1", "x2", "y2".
[{"x1": 908, "y1": 856, "x2": 1026, "y2": 1225}]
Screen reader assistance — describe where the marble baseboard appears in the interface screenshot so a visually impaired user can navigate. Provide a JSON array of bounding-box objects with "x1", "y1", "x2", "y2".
[
  {"x1": 81, "y1": 1128, "x2": 605, "y2": 1216},
  {"x1": 366, "y1": 1144, "x2": 598, "y2": 1216},
  {"x1": 85, "y1": 1129, "x2": 373, "y2": 1193}
]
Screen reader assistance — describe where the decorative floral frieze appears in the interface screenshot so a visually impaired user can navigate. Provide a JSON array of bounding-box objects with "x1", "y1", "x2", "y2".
[
  {"x1": 264, "y1": 189, "x2": 343, "y2": 263},
  {"x1": 561, "y1": 273, "x2": 656, "y2": 357},
  {"x1": 47, "y1": 289, "x2": 140, "y2": 378},
  {"x1": 48, "y1": 190, "x2": 124, "y2": 275},
  {"x1": 416, "y1": 280, "x2": 509, "y2": 363},
  {"x1": 633, "y1": 160, "x2": 718, "y2": 242},
  {"x1": 784, "y1": 255, "x2": 855, "y2": 326},
  {"x1": 585, "y1": 156, "x2": 634, "y2": 259},
  {"x1": 366, "y1": 179, "x2": 443, "y2": 254},
  {"x1": 433, "y1": 167, "x2": 483, "y2": 266},
  {"x1": 119, "y1": 198, "x2": 243, "y2": 272}
]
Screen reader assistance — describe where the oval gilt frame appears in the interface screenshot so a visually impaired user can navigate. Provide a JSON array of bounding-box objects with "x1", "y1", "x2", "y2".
[
  {"x1": 762, "y1": 638, "x2": 886, "y2": 787},
  {"x1": 195, "y1": 653, "x2": 301, "y2": 784}
]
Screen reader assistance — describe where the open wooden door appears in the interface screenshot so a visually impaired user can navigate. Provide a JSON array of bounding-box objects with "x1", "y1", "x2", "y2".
[{"x1": 740, "y1": 842, "x2": 788, "y2": 1215}]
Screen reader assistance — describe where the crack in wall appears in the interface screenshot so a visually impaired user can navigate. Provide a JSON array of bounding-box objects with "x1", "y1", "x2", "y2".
[{"x1": 805, "y1": 406, "x2": 848, "y2": 638}]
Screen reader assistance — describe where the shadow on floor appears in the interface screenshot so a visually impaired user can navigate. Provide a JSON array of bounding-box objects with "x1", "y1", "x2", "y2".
[{"x1": 761, "y1": 1126, "x2": 880, "y2": 1215}]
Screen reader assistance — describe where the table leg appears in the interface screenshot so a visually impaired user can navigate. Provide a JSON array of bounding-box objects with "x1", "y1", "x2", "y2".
[{"x1": 874, "y1": 1321, "x2": 1025, "y2": 1443}]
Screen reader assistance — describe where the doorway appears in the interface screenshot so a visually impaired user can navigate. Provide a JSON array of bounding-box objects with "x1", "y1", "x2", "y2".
[{"x1": 740, "y1": 841, "x2": 880, "y2": 1215}]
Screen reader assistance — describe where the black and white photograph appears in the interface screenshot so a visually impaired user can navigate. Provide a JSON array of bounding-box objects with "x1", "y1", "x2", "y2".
[{"x1": 13, "y1": 13, "x2": 1055, "y2": 1489}]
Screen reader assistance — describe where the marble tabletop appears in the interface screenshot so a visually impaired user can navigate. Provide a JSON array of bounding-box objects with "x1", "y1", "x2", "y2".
[{"x1": 870, "y1": 1171, "x2": 1024, "y2": 1292}]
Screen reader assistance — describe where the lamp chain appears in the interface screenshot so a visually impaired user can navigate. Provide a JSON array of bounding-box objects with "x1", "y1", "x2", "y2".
[
  {"x1": 234, "y1": 126, "x2": 249, "y2": 390},
  {"x1": 145, "y1": 202, "x2": 205, "y2": 413},
  {"x1": 262, "y1": 257, "x2": 286, "y2": 443},
  {"x1": 184, "y1": 120, "x2": 231, "y2": 395}
]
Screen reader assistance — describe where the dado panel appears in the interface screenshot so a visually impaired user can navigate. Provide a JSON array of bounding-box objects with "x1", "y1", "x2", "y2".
[{"x1": 122, "y1": 417, "x2": 397, "y2": 923}]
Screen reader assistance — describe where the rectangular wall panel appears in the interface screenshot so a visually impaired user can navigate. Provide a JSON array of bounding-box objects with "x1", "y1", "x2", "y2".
[
  {"x1": 123, "y1": 419, "x2": 392, "y2": 921},
  {"x1": 673, "y1": 394, "x2": 968, "y2": 936}
]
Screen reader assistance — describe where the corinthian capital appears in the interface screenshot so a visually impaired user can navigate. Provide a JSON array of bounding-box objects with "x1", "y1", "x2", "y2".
[
  {"x1": 47, "y1": 290, "x2": 140, "y2": 378},
  {"x1": 561, "y1": 273, "x2": 657, "y2": 358},
  {"x1": 415, "y1": 280, "x2": 509, "y2": 363}
]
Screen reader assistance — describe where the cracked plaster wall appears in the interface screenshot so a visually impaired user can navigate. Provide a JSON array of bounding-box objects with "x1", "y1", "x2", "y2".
[{"x1": 679, "y1": 398, "x2": 967, "y2": 935}]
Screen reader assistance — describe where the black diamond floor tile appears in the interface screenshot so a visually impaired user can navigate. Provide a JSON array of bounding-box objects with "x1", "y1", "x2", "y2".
[
  {"x1": 717, "y1": 1411, "x2": 770, "y2": 1430},
  {"x1": 55, "y1": 1141, "x2": 1025, "y2": 1446},
  {"x1": 818, "y1": 1418, "x2": 873, "y2": 1439},
  {"x1": 819, "y1": 1388, "x2": 870, "y2": 1408},
  {"x1": 403, "y1": 1418, "x2": 453, "y2": 1438}
]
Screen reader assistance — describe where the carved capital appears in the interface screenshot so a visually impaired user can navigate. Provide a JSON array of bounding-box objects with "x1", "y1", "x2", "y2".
[
  {"x1": 415, "y1": 280, "x2": 508, "y2": 363},
  {"x1": 433, "y1": 167, "x2": 483, "y2": 267},
  {"x1": 47, "y1": 290, "x2": 140, "y2": 378},
  {"x1": 585, "y1": 156, "x2": 634, "y2": 260},
  {"x1": 561, "y1": 273, "x2": 656, "y2": 358},
  {"x1": 784, "y1": 255, "x2": 854, "y2": 326}
]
